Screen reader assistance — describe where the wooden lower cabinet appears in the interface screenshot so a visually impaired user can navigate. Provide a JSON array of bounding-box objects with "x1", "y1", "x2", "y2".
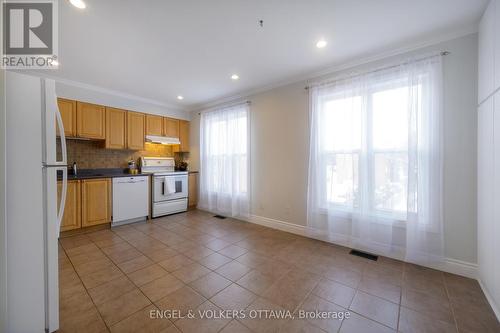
[
  {"x1": 58, "y1": 180, "x2": 81, "y2": 231},
  {"x1": 81, "y1": 178, "x2": 111, "y2": 227},
  {"x1": 188, "y1": 173, "x2": 198, "y2": 207}
]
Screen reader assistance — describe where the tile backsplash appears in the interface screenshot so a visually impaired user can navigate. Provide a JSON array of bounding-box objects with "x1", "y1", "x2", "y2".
[{"x1": 58, "y1": 139, "x2": 173, "y2": 169}]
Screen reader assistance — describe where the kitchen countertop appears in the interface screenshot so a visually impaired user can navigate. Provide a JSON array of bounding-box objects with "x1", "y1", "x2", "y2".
[{"x1": 58, "y1": 168, "x2": 151, "y2": 181}]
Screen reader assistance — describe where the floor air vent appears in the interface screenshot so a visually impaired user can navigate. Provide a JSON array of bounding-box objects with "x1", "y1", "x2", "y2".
[
  {"x1": 349, "y1": 249, "x2": 378, "y2": 261},
  {"x1": 214, "y1": 215, "x2": 227, "y2": 219}
]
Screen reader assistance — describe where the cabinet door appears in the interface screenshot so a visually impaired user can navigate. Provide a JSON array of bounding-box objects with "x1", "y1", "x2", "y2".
[
  {"x1": 173, "y1": 120, "x2": 190, "y2": 152},
  {"x1": 179, "y1": 120, "x2": 190, "y2": 152},
  {"x1": 77, "y1": 102, "x2": 106, "y2": 139},
  {"x1": 58, "y1": 180, "x2": 81, "y2": 231},
  {"x1": 146, "y1": 115, "x2": 164, "y2": 136},
  {"x1": 163, "y1": 117, "x2": 180, "y2": 138},
  {"x1": 57, "y1": 98, "x2": 77, "y2": 137},
  {"x1": 105, "y1": 107, "x2": 127, "y2": 149},
  {"x1": 127, "y1": 112, "x2": 145, "y2": 150},
  {"x1": 81, "y1": 178, "x2": 111, "y2": 227},
  {"x1": 479, "y1": 0, "x2": 496, "y2": 104},
  {"x1": 188, "y1": 173, "x2": 198, "y2": 207}
]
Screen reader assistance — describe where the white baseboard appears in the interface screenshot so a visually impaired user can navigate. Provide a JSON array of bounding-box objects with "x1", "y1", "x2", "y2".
[
  {"x1": 478, "y1": 279, "x2": 500, "y2": 321},
  {"x1": 244, "y1": 214, "x2": 478, "y2": 279}
]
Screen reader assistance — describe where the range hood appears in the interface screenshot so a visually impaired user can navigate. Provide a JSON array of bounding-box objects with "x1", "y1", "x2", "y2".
[{"x1": 145, "y1": 135, "x2": 181, "y2": 145}]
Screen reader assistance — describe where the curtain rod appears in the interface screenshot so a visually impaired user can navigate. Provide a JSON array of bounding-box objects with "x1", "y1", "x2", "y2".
[
  {"x1": 304, "y1": 51, "x2": 450, "y2": 90},
  {"x1": 197, "y1": 100, "x2": 251, "y2": 115}
]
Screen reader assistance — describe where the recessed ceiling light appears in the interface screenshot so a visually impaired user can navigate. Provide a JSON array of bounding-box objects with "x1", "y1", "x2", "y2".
[
  {"x1": 69, "y1": 0, "x2": 86, "y2": 9},
  {"x1": 231, "y1": 74, "x2": 239, "y2": 80},
  {"x1": 177, "y1": 95, "x2": 184, "y2": 100},
  {"x1": 316, "y1": 39, "x2": 327, "y2": 48}
]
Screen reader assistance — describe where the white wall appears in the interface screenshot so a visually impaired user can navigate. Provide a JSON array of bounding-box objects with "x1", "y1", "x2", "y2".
[{"x1": 190, "y1": 33, "x2": 478, "y2": 266}]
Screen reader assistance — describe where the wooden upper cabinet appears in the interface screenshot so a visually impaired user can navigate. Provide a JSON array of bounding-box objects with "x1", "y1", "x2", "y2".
[
  {"x1": 163, "y1": 117, "x2": 180, "y2": 138},
  {"x1": 127, "y1": 111, "x2": 145, "y2": 150},
  {"x1": 81, "y1": 178, "x2": 111, "y2": 227},
  {"x1": 58, "y1": 180, "x2": 81, "y2": 232},
  {"x1": 105, "y1": 107, "x2": 127, "y2": 149},
  {"x1": 178, "y1": 120, "x2": 190, "y2": 152},
  {"x1": 57, "y1": 98, "x2": 77, "y2": 137},
  {"x1": 77, "y1": 102, "x2": 106, "y2": 139},
  {"x1": 146, "y1": 115, "x2": 164, "y2": 136}
]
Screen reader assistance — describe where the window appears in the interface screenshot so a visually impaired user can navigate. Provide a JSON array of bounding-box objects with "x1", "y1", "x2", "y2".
[
  {"x1": 307, "y1": 55, "x2": 444, "y2": 264},
  {"x1": 199, "y1": 103, "x2": 250, "y2": 217},
  {"x1": 318, "y1": 81, "x2": 416, "y2": 219}
]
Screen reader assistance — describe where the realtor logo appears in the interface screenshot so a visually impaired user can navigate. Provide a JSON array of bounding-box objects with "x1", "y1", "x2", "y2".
[{"x1": 2, "y1": 0, "x2": 58, "y2": 68}]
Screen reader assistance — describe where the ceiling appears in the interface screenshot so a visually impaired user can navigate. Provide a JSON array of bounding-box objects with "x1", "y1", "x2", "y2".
[{"x1": 53, "y1": 0, "x2": 488, "y2": 110}]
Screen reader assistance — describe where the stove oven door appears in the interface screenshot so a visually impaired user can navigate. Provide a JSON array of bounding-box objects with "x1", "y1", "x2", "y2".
[{"x1": 153, "y1": 174, "x2": 188, "y2": 202}]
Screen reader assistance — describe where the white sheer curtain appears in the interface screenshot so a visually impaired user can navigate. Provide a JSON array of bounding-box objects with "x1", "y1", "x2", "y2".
[
  {"x1": 307, "y1": 55, "x2": 444, "y2": 266},
  {"x1": 198, "y1": 103, "x2": 250, "y2": 218}
]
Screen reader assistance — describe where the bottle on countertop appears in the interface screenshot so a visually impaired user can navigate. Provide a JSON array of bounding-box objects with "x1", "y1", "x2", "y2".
[{"x1": 72, "y1": 162, "x2": 77, "y2": 176}]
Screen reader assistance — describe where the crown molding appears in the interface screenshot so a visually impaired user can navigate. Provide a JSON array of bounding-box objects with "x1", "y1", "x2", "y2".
[
  {"x1": 190, "y1": 23, "x2": 478, "y2": 113},
  {"x1": 21, "y1": 71, "x2": 188, "y2": 112}
]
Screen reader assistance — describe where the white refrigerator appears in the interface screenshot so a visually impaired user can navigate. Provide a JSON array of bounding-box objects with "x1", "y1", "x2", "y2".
[{"x1": 5, "y1": 71, "x2": 68, "y2": 332}]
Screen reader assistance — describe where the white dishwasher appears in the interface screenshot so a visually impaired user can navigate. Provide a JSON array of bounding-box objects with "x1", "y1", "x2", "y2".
[{"x1": 112, "y1": 176, "x2": 149, "y2": 227}]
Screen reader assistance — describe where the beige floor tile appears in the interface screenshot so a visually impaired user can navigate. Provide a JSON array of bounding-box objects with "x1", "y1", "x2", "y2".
[
  {"x1": 140, "y1": 274, "x2": 185, "y2": 302},
  {"x1": 189, "y1": 272, "x2": 232, "y2": 298},
  {"x1": 312, "y1": 278, "x2": 356, "y2": 308},
  {"x1": 401, "y1": 289, "x2": 454, "y2": 324},
  {"x1": 358, "y1": 276, "x2": 401, "y2": 304},
  {"x1": 204, "y1": 238, "x2": 232, "y2": 251},
  {"x1": 197, "y1": 252, "x2": 233, "y2": 270},
  {"x1": 211, "y1": 283, "x2": 257, "y2": 310},
  {"x1": 236, "y1": 269, "x2": 278, "y2": 295},
  {"x1": 398, "y1": 306, "x2": 457, "y2": 333},
  {"x1": 73, "y1": 257, "x2": 115, "y2": 276},
  {"x1": 158, "y1": 254, "x2": 194, "y2": 272},
  {"x1": 110, "y1": 305, "x2": 173, "y2": 333},
  {"x1": 279, "y1": 319, "x2": 326, "y2": 333},
  {"x1": 238, "y1": 297, "x2": 288, "y2": 333},
  {"x1": 262, "y1": 270, "x2": 320, "y2": 311},
  {"x1": 172, "y1": 262, "x2": 211, "y2": 283},
  {"x1": 174, "y1": 301, "x2": 231, "y2": 333},
  {"x1": 117, "y1": 255, "x2": 154, "y2": 273},
  {"x1": 349, "y1": 291, "x2": 399, "y2": 329},
  {"x1": 59, "y1": 306, "x2": 108, "y2": 333},
  {"x1": 143, "y1": 247, "x2": 179, "y2": 262},
  {"x1": 80, "y1": 264, "x2": 124, "y2": 289},
  {"x1": 60, "y1": 234, "x2": 93, "y2": 250},
  {"x1": 219, "y1": 320, "x2": 252, "y2": 333},
  {"x1": 96, "y1": 289, "x2": 151, "y2": 326},
  {"x1": 106, "y1": 246, "x2": 143, "y2": 264},
  {"x1": 216, "y1": 260, "x2": 252, "y2": 282},
  {"x1": 324, "y1": 265, "x2": 362, "y2": 288},
  {"x1": 127, "y1": 264, "x2": 169, "y2": 286},
  {"x1": 155, "y1": 285, "x2": 206, "y2": 320},
  {"x1": 339, "y1": 312, "x2": 395, "y2": 333},
  {"x1": 88, "y1": 275, "x2": 136, "y2": 305},
  {"x1": 452, "y1": 299, "x2": 500, "y2": 333},
  {"x1": 298, "y1": 294, "x2": 345, "y2": 333},
  {"x1": 218, "y1": 245, "x2": 248, "y2": 259},
  {"x1": 183, "y1": 246, "x2": 215, "y2": 261}
]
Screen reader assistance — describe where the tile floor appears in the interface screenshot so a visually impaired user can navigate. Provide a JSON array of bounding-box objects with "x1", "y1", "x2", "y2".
[{"x1": 58, "y1": 210, "x2": 499, "y2": 333}]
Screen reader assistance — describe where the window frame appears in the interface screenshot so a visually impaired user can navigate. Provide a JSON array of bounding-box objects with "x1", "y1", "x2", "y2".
[{"x1": 318, "y1": 79, "x2": 412, "y2": 221}]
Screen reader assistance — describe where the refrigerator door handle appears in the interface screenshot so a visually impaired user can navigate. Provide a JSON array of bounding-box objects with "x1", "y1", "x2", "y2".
[
  {"x1": 56, "y1": 166, "x2": 67, "y2": 233},
  {"x1": 55, "y1": 108, "x2": 67, "y2": 166}
]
